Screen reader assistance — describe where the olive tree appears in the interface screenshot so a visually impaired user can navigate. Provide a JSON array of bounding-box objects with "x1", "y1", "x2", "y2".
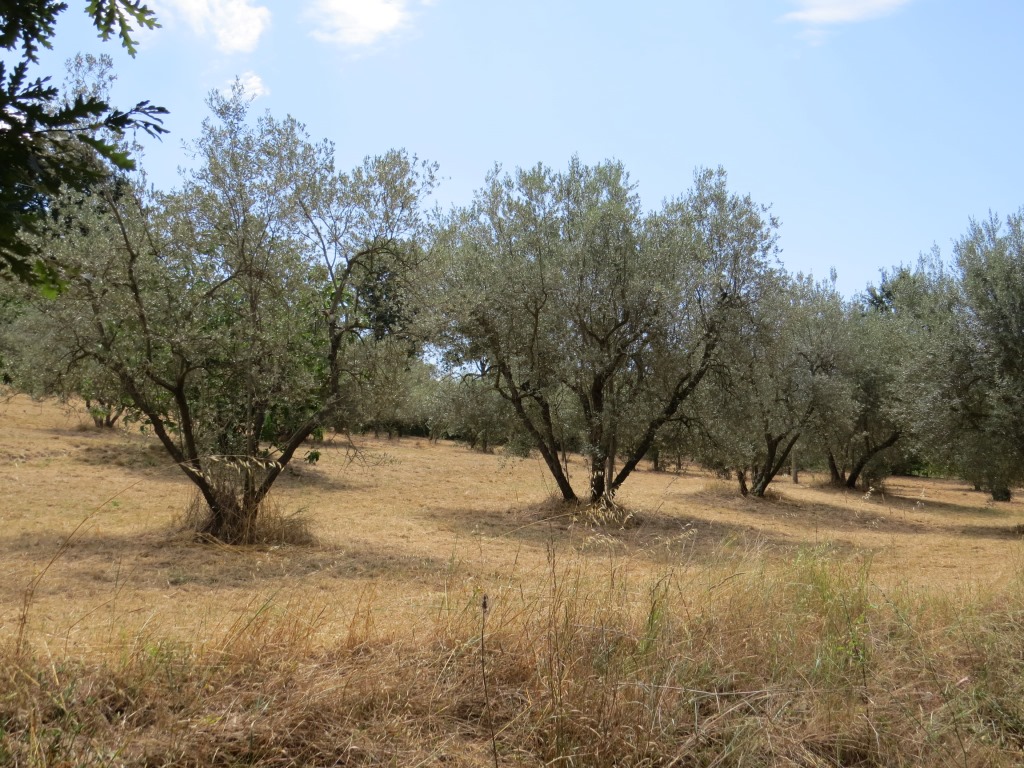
[
  {"x1": 435, "y1": 160, "x2": 777, "y2": 507},
  {"x1": 692, "y1": 274, "x2": 848, "y2": 497},
  {"x1": 21, "y1": 89, "x2": 435, "y2": 541},
  {"x1": 875, "y1": 249, "x2": 1020, "y2": 499},
  {"x1": 432, "y1": 371, "x2": 526, "y2": 451},
  {"x1": 345, "y1": 338, "x2": 438, "y2": 438},
  {"x1": 955, "y1": 211, "x2": 1024, "y2": 489},
  {"x1": 916, "y1": 212, "x2": 1024, "y2": 499},
  {"x1": 807, "y1": 297, "x2": 909, "y2": 490}
]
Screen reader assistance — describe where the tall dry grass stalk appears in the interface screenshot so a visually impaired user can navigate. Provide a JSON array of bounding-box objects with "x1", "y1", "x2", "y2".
[{"x1": 4, "y1": 545, "x2": 1024, "y2": 766}]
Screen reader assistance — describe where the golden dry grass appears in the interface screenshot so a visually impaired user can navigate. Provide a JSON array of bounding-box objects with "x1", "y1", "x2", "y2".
[{"x1": 4, "y1": 394, "x2": 1024, "y2": 766}]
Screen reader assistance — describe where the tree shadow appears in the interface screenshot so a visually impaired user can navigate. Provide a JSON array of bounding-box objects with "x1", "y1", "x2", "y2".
[
  {"x1": 69, "y1": 433, "x2": 176, "y2": 472},
  {"x1": 273, "y1": 464, "x2": 370, "y2": 493},
  {"x1": 757, "y1": 494, "x2": 931, "y2": 537},
  {"x1": 1, "y1": 528, "x2": 452, "y2": 602},
  {"x1": 411, "y1": 497, "x2": 848, "y2": 567},
  {"x1": 802, "y1": 475, "x2": 1019, "y2": 515},
  {"x1": 870, "y1": 486, "x2": 1016, "y2": 519},
  {"x1": 58, "y1": 428, "x2": 372, "y2": 493},
  {"x1": 956, "y1": 524, "x2": 1024, "y2": 541},
  {"x1": 679, "y1": 480, "x2": 1024, "y2": 543}
]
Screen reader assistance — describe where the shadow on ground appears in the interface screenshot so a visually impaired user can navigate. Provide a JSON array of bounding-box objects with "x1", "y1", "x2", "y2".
[
  {"x1": 1, "y1": 529, "x2": 453, "y2": 602},
  {"x1": 412, "y1": 497, "x2": 848, "y2": 566}
]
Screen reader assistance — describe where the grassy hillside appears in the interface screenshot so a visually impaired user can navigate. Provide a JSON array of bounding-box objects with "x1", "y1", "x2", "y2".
[{"x1": 3, "y1": 396, "x2": 1024, "y2": 766}]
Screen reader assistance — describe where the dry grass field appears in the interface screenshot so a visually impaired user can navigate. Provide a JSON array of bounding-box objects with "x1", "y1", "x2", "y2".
[{"x1": 5, "y1": 394, "x2": 1024, "y2": 766}]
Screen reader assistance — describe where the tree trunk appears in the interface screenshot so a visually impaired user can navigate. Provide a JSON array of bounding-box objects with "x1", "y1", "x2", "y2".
[
  {"x1": 736, "y1": 469, "x2": 749, "y2": 496},
  {"x1": 607, "y1": 359, "x2": 714, "y2": 498},
  {"x1": 606, "y1": 434, "x2": 616, "y2": 492},
  {"x1": 750, "y1": 432, "x2": 800, "y2": 497},
  {"x1": 844, "y1": 431, "x2": 901, "y2": 489},
  {"x1": 589, "y1": 454, "x2": 607, "y2": 503},
  {"x1": 86, "y1": 399, "x2": 124, "y2": 429},
  {"x1": 991, "y1": 486, "x2": 1012, "y2": 502},
  {"x1": 827, "y1": 450, "x2": 845, "y2": 486},
  {"x1": 104, "y1": 405, "x2": 125, "y2": 428},
  {"x1": 498, "y1": 367, "x2": 578, "y2": 503},
  {"x1": 202, "y1": 494, "x2": 260, "y2": 544}
]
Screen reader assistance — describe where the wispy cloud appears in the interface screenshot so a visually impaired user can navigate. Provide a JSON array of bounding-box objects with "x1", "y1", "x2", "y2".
[
  {"x1": 783, "y1": 0, "x2": 912, "y2": 26},
  {"x1": 159, "y1": 0, "x2": 271, "y2": 54},
  {"x1": 304, "y1": 0, "x2": 433, "y2": 47}
]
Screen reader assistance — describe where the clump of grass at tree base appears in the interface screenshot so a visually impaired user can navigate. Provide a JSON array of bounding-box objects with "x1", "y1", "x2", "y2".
[
  {"x1": 5, "y1": 547, "x2": 1024, "y2": 766},
  {"x1": 179, "y1": 490, "x2": 317, "y2": 547}
]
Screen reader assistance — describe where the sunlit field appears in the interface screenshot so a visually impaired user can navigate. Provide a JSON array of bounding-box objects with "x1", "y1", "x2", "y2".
[{"x1": 5, "y1": 395, "x2": 1024, "y2": 766}]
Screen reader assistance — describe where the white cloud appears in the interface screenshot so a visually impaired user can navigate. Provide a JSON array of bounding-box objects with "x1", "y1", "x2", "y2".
[
  {"x1": 305, "y1": 0, "x2": 424, "y2": 47},
  {"x1": 158, "y1": 0, "x2": 271, "y2": 54},
  {"x1": 782, "y1": 0, "x2": 912, "y2": 26},
  {"x1": 236, "y1": 71, "x2": 269, "y2": 98}
]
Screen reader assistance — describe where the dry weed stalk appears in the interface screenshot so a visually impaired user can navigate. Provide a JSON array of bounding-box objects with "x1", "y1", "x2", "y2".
[
  {"x1": 479, "y1": 593, "x2": 499, "y2": 768},
  {"x1": 5, "y1": 552, "x2": 1024, "y2": 765},
  {"x1": 13, "y1": 475, "x2": 155, "y2": 655}
]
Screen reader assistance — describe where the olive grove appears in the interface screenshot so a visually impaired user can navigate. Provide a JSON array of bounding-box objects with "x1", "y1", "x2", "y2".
[{"x1": 8, "y1": 43, "x2": 1024, "y2": 537}]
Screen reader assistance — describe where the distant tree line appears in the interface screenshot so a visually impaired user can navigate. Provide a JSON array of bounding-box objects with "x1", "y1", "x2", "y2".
[{"x1": 4, "y1": 62, "x2": 1024, "y2": 540}]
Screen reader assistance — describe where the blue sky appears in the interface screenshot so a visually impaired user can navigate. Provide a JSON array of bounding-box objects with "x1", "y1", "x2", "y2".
[{"x1": 34, "y1": 0, "x2": 1024, "y2": 296}]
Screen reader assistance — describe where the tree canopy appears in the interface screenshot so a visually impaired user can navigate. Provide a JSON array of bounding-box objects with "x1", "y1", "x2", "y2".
[{"x1": 435, "y1": 160, "x2": 779, "y2": 508}]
